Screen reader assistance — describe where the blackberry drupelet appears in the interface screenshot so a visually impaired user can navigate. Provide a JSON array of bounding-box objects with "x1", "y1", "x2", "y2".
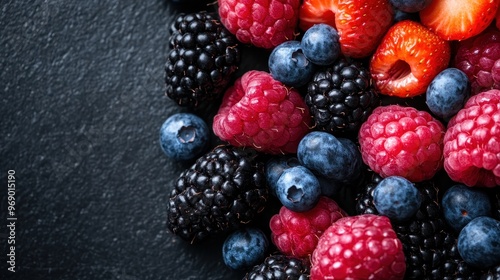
[
  {"x1": 165, "y1": 12, "x2": 240, "y2": 108},
  {"x1": 167, "y1": 145, "x2": 268, "y2": 243},
  {"x1": 305, "y1": 58, "x2": 380, "y2": 137},
  {"x1": 243, "y1": 253, "x2": 310, "y2": 280}
]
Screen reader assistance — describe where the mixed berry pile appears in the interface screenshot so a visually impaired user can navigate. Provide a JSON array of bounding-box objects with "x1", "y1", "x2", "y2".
[{"x1": 160, "y1": 0, "x2": 500, "y2": 279}]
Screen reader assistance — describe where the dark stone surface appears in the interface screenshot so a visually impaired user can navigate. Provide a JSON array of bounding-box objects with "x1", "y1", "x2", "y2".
[{"x1": 0, "y1": 1, "x2": 255, "y2": 279}]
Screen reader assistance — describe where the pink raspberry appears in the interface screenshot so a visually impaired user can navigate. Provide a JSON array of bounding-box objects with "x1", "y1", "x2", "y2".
[
  {"x1": 358, "y1": 105, "x2": 445, "y2": 182},
  {"x1": 310, "y1": 214, "x2": 406, "y2": 280},
  {"x1": 453, "y1": 27, "x2": 500, "y2": 95},
  {"x1": 443, "y1": 89, "x2": 500, "y2": 187},
  {"x1": 217, "y1": 0, "x2": 300, "y2": 49},
  {"x1": 213, "y1": 70, "x2": 311, "y2": 154},
  {"x1": 269, "y1": 196, "x2": 347, "y2": 259}
]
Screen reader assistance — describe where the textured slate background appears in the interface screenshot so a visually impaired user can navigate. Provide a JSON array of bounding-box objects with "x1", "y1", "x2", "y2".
[{"x1": 0, "y1": 0, "x2": 261, "y2": 279}]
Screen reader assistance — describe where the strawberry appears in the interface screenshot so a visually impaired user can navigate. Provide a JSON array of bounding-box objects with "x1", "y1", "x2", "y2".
[
  {"x1": 299, "y1": 0, "x2": 394, "y2": 58},
  {"x1": 299, "y1": 0, "x2": 337, "y2": 31},
  {"x1": 370, "y1": 20, "x2": 451, "y2": 98},
  {"x1": 497, "y1": 4, "x2": 500, "y2": 30},
  {"x1": 420, "y1": 0, "x2": 499, "y2": 41}
]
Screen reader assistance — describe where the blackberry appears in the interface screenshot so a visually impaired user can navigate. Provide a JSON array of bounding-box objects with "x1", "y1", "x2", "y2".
[
  {"x1": 482, "y1": 265, "x2": 500, "y2": 280},
  {"x1": 165, "y1": 12, "x2": 240, "y2": 108},
  {"x1": 305, "y1": 58, "x2": 380, "y2": 138},
  {"x1": 440, "y1": 237, "x2": 483, "y2": 280},
  {"x1": 243, "y1": 253, "x2": 310, "y2": 280},
  {"x1": 356, "y1": 174, "x2": 455, "y2": 279},
  {"x1": 356, "y1": 174, "x2": 500, "y2": 279},
  {"x1": 167, "y1": 145, "x2": 268, "y2": 243}
]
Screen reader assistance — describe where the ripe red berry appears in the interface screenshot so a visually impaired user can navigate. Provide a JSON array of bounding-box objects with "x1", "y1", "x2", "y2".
[
  {"x1": 213, "y1": 70, "x2": 311, "y2": 154},
  {"x1": 358, "y1": 104, "x2": 445, "y2": 182},
  {"x1": 453, "y1": 26, "x2": 500, "y2": 95},
  {"x1": 269, "y1": 196, "x2": 347, "y2": 259},
  {"x1": 443, "y1": 89, "x2": 500, "y2": 188},
  {"x1": 310, "y1": 214, "x2": 406, "y2": 280},
  {"x1": 370, "y1": 20, "x2": 450, "y2": 98},
  {"x1": 218, "y1": 0, "x2": 300, "y2": 49},
  {"x1": 420, "y1": 0, "x2": 499, "y2": 41},
  {"x1": 299, "y1": 0, "x2": 393, "y2": 58}
]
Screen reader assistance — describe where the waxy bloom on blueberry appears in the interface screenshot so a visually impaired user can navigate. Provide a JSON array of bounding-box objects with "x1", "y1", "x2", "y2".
[
  {"x1": 223, "y1": 227, "x2": 269, "y2": 270},
  {"x1": 373, "y1": 176, "x2": 422, "y2": 222},
  {"x1": 159, "y1": 113, "x2": 209, "y2": 161},
  {"x1": 457, "y1": 216, "x2": 500, "y2": 269}
]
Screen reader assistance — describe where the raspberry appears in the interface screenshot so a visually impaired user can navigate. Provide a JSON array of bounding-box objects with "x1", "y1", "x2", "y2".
[
  {"x1": 213, "y1": 70, "x2": 311, "y2": 154},
  {"x1": 443, "y1": 89, "x2": 500, "y2": 187},
  {"x1": 453, "y1": 27, "x2": 500, "y2": 95},
  {"x1": 310, "y1": 214, "x2": 406, "y2": 280},
  {"x1": 218, "y1": 0, "x2": 300, "y2": 49},
  {"x1": 358, "y1": 105, "x2": 445, "y2": 182},
  {"x1": 269, "y1": 196, "x2": 347, "y2": 259}
]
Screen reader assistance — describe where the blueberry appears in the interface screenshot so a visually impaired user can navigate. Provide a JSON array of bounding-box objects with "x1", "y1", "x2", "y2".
[
  {"x1": 426, "y1": 68, "x2": 470, "y2": 121},
  {"x1": 297, "y1": 131, "x2": 362, "y2": 184},
  {"x1": 317, "y1": 175, "x2": 342, "y2": 197},
  {"x1": 389, "y1": 0, "x2": 432, "y2": 13},
  {"x1": 337, "y1": 138, "x2": 364, "y2": 184},
  {"x1": 159, "y1": 113, "x2": 209, "y2": 161},
  {"x1": 276, "y1": 166, "x2": 321, "y2": 212},
  {"x1": 442, "y1": 184, "x2": 492, "y2": 232},
  {"x1": 393, "y1": 9, "x2": 420, "y2": 23},
  {"x1": 268, "y1": 40, "x2": 316, "y2": 87},
  {"x1": 222, "y1": 227, "x2": 269, "y2": 270},
  {"x1": 373, "y1": 176, "x2": 422, "y2": 222},
  {"x1": 265, "y1": 156, "x2": 300, "y2": 197},
  {"x1": 301, "y1": 24, "x2": 340, "y2": 66},
  {"x1": 457, "y1": 216, "x2": 500, "y2": 269}
]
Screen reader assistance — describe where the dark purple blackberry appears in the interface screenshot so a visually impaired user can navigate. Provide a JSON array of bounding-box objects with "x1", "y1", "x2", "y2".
[
  {"x1": 305, "y1": 58, "x2": 380, "y2": 138},
  {"x1": 356, "y1": 174, "x2": 500, "y2": 279},
  {"x1": 165, "y1": 12, "x2": 240, "y2": 108},
  {"x1": 481, "y1": 265, "x2": 500, "y2": 280},
  {"x1": 243, "y1": 253, "x2": 310, "y2": 280},
  {"x1": 167, "y1": 145, "x2": 268, "y2": 243},
  {"x1": 356, "y1": 175, "x2": 460, "y2": 279},
  {"x1": 440, "y1": 236, "x2": 483, "y2": 280}
]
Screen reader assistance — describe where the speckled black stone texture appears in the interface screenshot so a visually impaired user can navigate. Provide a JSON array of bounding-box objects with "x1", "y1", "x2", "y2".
[{"x1": 0, "y1": 1, "x2": 261, "y2": 279}]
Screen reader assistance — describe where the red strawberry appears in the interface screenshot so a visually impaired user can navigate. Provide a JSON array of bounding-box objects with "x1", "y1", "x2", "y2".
[
  {"x1": 299, "y1": 0, "x2": 337, "y2": 31},
  {"x1": 299, "y1": 0, "x2": 394, "y2": 58},
  {"x1": 370, "y1": 20, "x2": 451, "y2": 98},
  {"x1": 497, "y1": 4, "x2": 500, "y2": 29},
  {"x1": 420, "y1": 0, "x2": 499, "y2": 41}
]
